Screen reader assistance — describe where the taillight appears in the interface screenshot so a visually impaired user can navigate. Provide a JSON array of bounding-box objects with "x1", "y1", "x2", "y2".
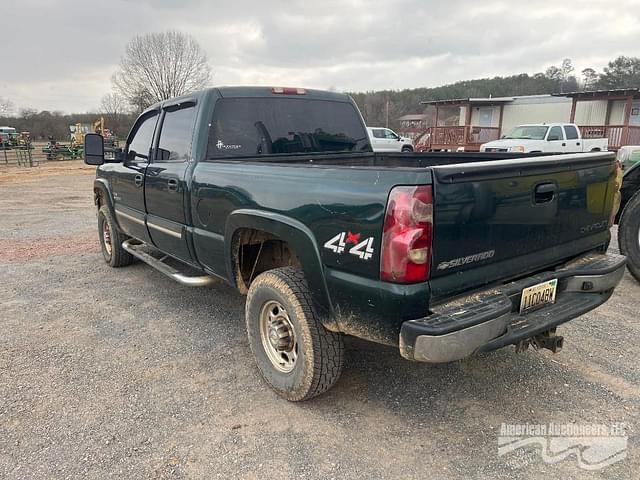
[
  {"x1": 272, "y1": 87, "x2": 306, "y2": 95},
  {"x1": 380, "y1": 185, "x2": 433, "y2": 284}
]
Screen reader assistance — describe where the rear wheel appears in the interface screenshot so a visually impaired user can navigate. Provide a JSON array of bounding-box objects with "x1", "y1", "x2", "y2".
[
  {"x1": 98, "y1": 205, "x2": 134, "y2": 268},
  {"x1": 618, "y1": 190, "x2": 640, "y2": 282},
  {"x1": 401, "y1": 146, "x2": 413, "y2": 153},
  {"x1": 245, "y1": 267, "x2": 344, "y2": 401}
]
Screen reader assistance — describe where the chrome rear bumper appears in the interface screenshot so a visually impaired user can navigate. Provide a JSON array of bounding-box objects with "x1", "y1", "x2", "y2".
[{"x1": 399, "y1": 252, "x2": 626, "y2": 363}]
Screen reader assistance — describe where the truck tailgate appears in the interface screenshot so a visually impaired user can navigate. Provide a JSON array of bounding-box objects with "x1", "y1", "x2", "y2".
[{"x1": 429, "y1": 153, "x2": 618, "y2": 298}]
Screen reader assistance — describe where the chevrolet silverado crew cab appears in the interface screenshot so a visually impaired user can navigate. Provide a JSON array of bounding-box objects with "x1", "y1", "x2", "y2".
[
  {"x1": 84, "y1": 86, "x2": 625, "y2": 401},
  {"x1": 367, "y1": 126, "x2": 414, "y2": 152},
  {"x1": 480, "y1": 123, "x2": 608, "y2": 153}
]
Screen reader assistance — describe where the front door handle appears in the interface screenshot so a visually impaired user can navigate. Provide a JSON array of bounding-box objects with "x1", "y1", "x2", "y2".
[
  {"x1": 134, "y1": 174, "x2": 143, "y2": 187},
  {"x1": 167, "y1": 179, "x2": 179, "y2": 192}
]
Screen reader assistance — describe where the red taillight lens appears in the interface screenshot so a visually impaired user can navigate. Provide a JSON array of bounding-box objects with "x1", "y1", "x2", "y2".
[{"x1": 380, "y1": 185, "x2": 433, "y2": 284}]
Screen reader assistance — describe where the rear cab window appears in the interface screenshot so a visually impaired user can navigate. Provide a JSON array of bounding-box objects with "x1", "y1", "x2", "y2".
[{"x1": 207, "y1": 97, "x2": 371, "y2": 158}]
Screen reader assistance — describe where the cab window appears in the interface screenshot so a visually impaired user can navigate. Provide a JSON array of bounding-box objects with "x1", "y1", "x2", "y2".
[
  {"x1": 384, "y1": 129, "x2": 398, "y2": 140},
  {"x1": 127, "y1": 113, "x2": 159, "y2": 161},
  {"x1": 548, "y1": 126, "x2": 564, "y2": 141},
  {"x1": 207, "y1": 97, "x2": 371, "y2": 158},
  {"x1": 564, "y1": 125, "x2": 579, "y2": 140},
  {"x1": 156, "y1": 106, "x2": 196, "y2": 162}
]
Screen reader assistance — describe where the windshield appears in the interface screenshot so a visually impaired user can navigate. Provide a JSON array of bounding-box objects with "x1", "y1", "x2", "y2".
[
  {"x1": 503, "y1": 126, "x2": 548, "y2": 140},
  {"x1": 208, "y1": 97, "x2": 371, "y2": 158}
]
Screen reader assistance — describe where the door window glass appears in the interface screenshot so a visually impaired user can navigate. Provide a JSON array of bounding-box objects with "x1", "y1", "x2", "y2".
[
  {"x1": 384, "y1": 129, "x2": 398, "y2": 139},
  {"x1": 372, "y1": 129, "x2": 385, "y2": 139},
  {"x1": 564, "y1": 125, "x2": 579, "y2": 140},
  {"x1": 156, "y1": 106, "x2": 196, "y2": 162},
  {"x1": 128, "y1": 113, "x2": 158, "y2": 161},
  {"x1": 548, "y1": 126, "x2": 564, "y2": 141}
]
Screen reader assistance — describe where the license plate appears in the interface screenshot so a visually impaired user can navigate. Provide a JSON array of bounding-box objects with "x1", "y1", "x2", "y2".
[{"x1": 520, "y1": 279, "x2": 558, "y2": 314}]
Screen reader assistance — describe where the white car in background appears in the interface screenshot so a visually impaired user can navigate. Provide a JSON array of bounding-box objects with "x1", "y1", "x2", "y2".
[
  {"x1": 367, "y1": 127, "x2": 413, "y2": 152},
  {"x1": 480, "y1": 123, "x2": 608, "y2": 153}
]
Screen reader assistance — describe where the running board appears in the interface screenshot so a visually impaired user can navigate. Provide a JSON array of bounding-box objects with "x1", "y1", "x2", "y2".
[{"x1": 122, "y1": 239, "x2": 217, "y2": 287}]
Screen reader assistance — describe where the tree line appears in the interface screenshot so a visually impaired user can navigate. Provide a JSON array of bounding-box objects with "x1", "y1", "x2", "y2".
[{"x1": 350, "y1": 56, "x2": 640, "y2": 130}]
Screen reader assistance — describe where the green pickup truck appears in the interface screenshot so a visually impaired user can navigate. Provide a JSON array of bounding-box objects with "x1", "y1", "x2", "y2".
[{"x1": 84, "y1": 86, "x2": 626, "y2": 401}]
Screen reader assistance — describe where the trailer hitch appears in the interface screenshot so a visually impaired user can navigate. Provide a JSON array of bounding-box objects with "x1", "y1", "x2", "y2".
[{"x1": 515, "y1": 328, "x2": 564, "y2": 354}]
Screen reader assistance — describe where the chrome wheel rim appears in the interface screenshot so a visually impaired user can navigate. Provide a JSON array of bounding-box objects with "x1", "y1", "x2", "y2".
[
  {"x1": 102, "y1": 220, "x2": 112, "y2": 256},
  {"x1": 259, "y1": 300, "x2": 298, "y2": 373}
]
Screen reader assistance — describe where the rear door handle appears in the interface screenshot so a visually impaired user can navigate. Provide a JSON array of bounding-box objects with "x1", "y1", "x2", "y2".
[
  {"x1": 167, "y1": 179, "x2": 179, "y2": 192},
  {"x1": 534, "y1": 183, "x2": 556, "y2": 203},
  {"x1": 562, "y1": 142, "x2": 566, "y2": 147},
  {"x1": 134, "y1": 174, "x2": 143, "y2": 187}
]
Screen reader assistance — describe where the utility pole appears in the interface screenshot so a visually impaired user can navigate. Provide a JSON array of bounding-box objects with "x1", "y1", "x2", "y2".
[{"x1": 385, "y1": 95, "x2": 390, "y2": 128}]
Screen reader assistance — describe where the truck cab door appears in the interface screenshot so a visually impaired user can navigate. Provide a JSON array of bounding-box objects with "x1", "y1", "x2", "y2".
[
  {"x1": 144, "y1": 102, "x2": 198, "y2": 263},
  {"x1": 370, "y1": 128, "x2": 387, "y2": 151},
  {"x1": 384, "y1": 129, "x2": 400, "y2": 151},
  {"x1": 546, "y1": 125, "x2": 566, "y2": 152},
  {"x1": 112, "y1": 110, "x2": 159, "y2": 243},
  {"x1": 563, "y1": 125, "x2": 581, "y2": 152}
]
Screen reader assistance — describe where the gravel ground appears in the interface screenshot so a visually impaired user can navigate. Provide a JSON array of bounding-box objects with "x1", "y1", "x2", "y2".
[{"x1": 1, "y1": 162, "x2": 638, "y2": 479}]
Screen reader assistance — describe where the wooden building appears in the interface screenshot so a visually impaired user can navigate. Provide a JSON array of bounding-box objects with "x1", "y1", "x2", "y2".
[
  {"x1": 559, "y1": 88, "x2": 640, "y2": 151},
  {"x1": 404, "y1": 89, "x2": 640, "y2": 152}
]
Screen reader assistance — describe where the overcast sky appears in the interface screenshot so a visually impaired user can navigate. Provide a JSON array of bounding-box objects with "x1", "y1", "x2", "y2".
[{"x1": 2, "y1": 0, "x2": 640, "y2": 113}]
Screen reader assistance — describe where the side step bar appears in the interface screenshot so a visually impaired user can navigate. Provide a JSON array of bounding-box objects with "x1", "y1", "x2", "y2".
[{"x1": 122, "y1": 239, "x2": 218, "y2": 287}]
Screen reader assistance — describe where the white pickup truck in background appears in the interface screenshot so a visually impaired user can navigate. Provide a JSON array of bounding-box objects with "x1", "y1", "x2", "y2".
[
  {"x1": 480, "y1": 123, "x2": 608, "y2": 153},
  {"x1": 367, "y1": 127, "x2": 414, "y2": 152}
]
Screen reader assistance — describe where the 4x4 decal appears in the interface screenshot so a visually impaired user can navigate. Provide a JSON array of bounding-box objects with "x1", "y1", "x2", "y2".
[{"x1": 324, "y1": 231, "x2": 374, "y2": 260}]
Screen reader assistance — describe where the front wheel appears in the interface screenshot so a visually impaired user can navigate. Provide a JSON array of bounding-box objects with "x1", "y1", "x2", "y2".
[
  {"x1": 618, "y1": 190, "x2": 640, "y2": 282},
  {"x1": 98, "y1": 205, "x2": 135, "y2": 268},
  {"x1": 245, "y1": 267, "x2": 344, "y2": 401}
]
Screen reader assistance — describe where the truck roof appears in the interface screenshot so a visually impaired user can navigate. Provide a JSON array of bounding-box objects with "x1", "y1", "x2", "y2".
[{"x1": 144, "y1": 86, "x2": 353, "y2": 113}]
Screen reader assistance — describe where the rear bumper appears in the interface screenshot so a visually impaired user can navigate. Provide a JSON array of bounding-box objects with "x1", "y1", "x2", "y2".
[{"x1": 399, "y1": 251, "x2": 626, "y2": 362}]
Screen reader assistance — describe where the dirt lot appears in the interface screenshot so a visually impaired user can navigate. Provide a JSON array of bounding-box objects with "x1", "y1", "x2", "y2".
[{"x1": 1, "y1": 161, "x2": 638, "y2": 479}]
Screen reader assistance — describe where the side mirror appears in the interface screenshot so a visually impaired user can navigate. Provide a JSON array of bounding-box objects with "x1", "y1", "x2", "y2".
[
  {"x1": 397, "y1": 136, "x2": 401, "y2": 141},
  {"x1": 84, "y1": 133, "x2": 104, "y2": 165}
]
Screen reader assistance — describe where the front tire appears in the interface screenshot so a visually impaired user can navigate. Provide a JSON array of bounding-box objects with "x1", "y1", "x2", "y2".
[
  {"x1": 98, "y1": 205, "x2": 134, "y2": 268},
  {"x1": 618, "y1": 190, "x2": 640, "y2": 282},
  {"x1": 245, "y1": 267, "x2": 344, "y2": 401}
]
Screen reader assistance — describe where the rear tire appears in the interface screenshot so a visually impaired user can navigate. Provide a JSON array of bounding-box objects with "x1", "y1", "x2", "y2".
[
  {"x1": 401, "y1": 146, "x2": 413, "y2": 153},
  {"x1": 245, "y1": 267, "x2": 344, "y2": 401},
  {"x1": 618, "y1": 190, "x2": 640, "y2": 282},
  {"x1": 98, "y1": 205, "x2": 134, "y2": 268}
]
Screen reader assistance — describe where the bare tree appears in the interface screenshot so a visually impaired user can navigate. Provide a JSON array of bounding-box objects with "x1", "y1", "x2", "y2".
[
  {"x1": 0, "y1": 97, "x2": 14, "y2": 115},
  {"x1": 112, "y1": 31, "x2": 211, "y2": 111},
  {"x1": 100, "y1": 92, "x2": 128, "y2": 136}
]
